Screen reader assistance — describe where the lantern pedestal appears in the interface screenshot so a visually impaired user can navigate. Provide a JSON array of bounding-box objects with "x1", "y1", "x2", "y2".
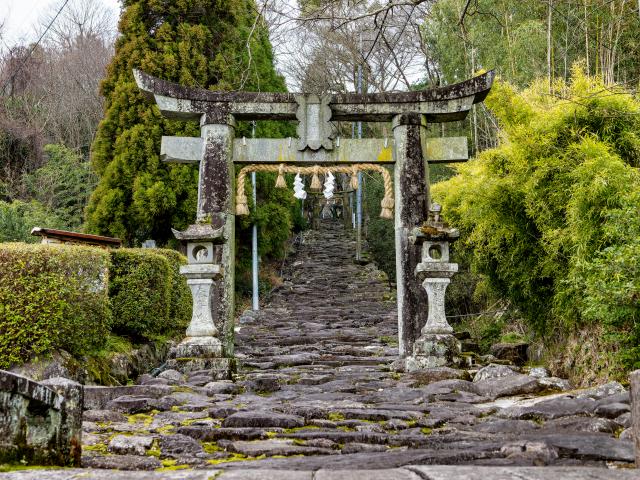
[
  {"x1": 403, "y1": 205, "x2": 462, "y2": 372},
  {"x1": 166, "y1": 224, "x2": 234, "y2": 380}
]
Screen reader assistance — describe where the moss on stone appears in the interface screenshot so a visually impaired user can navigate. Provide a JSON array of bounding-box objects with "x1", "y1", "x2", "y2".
[
  {"x1": 206, "y1": 453, "x2": 268, "y2": 465},
  {"x1": 155, "y1": 425, "x2": 175, "y2": 435},
  {"x1": 127, "y1": 412, "x2": 156, "y2": 427},
  {"x1": 282, "y1": 425, "x2": 319, "y2": 434},
  {"x1": 171, "y1": 386, "x2": 194, "y2": 393},
  {"x1": 327, "y1": 412, "x2": 345, "y2": 421},
  {"x1": 180, "y1": 417, "x2": 210, "y2": 426},
  {"x1": 146, "y1": 440, "x2": 161, "y2": 458},
  {"x1": 156, "y1": 464, "x2": 190, "y2": 471},
  {"x1": 156, "y1": 459, "x2": 190, "y2": 471},
  {"x1": 0, "y1": 465, "x2": 64, "y2": 473},
  {"x1": 202, "y1": 442, "x2": 223, "y2": 454},
  {"x1": 337, "y1": 426, "x2": 355, "y2": 432},
  {"x1": 83, "y1": 443, "x2": 108, "y2": 454}
]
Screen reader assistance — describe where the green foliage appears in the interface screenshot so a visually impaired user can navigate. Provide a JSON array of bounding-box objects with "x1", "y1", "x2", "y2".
[
  {"x1": 109, "y1": 248, "x2": 189, "y2": 339},
  {"x1": 86, "y1": 0, "x2": 289, "y2": 245},
  {"x1": 0, "y1": 200, "x2": 64, "y2": 243},
  {"x1": 423, "y1": 0, "x2": 546, "y2": 87},
  {"x1": 0, "y1": 243, "x2": 111, "y2": 368},
  {"x1": 24, "y1": 144, "x2": 97, "y2": 230},
  {"x1": 434, "y1": 69, "x2": 640, "y2": 374},
  {"x1": 362, "y1": 172, "x2": 395, "y2": 282},
  {"x1": 423, "y1": 0, "x2": 640, "y2": 89},
  {"x1": 235, "y1": 172, "x2": 303, "y2": 295},
  {"x1": 153, "y1": 248, "x2": 192, "y2": 333}
]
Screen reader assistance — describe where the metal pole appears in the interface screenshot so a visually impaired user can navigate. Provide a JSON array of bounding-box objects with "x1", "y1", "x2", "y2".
[
  {"x1": 355, "y1": 57, "x2": 363, "y2": 261},
  {"x1": 251, "y1": 122, "x2": 259, "y2": 311}
]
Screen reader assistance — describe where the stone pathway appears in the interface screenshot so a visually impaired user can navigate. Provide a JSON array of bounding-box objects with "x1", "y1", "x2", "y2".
[{"x1": 6, "y1": 221, "x2": 636, "y2": 478}]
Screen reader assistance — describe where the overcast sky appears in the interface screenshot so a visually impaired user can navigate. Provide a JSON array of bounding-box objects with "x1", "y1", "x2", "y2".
[{"x1": 1, "y1": 0, "x2": 120, "y2": 47}]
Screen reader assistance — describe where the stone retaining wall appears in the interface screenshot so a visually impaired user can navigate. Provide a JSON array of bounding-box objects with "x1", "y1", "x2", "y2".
[
  {"x1": 630, "y1": 369, "x2": 640, "y2": 467},
  {"x1": 0, "y1": 370, "x2": 82, "y2": 466}
]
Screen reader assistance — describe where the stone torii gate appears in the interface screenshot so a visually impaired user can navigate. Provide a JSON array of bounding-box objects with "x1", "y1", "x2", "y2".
[{"x1": 135, "y1": 70, "x2": 494, "y2": 378}]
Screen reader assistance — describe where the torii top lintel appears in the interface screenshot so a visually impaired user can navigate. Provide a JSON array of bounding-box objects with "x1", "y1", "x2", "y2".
[{"x1": 134, "y1": 70, "x2": 494, "y2": 124}]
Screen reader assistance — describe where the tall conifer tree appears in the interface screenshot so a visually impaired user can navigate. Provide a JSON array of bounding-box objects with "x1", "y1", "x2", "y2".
[{"x1": 86, "y1": 0, "x2": 287, "y2": 244}]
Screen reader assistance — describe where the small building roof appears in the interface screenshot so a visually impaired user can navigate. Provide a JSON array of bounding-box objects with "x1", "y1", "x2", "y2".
[{"x1": 31, "y1": 227, "x2": 122, "y2": 248}]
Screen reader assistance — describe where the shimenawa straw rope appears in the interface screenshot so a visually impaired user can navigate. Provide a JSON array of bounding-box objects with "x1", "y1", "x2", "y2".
[{"x1": 235, "y1": 163, "x2": 394, "y2": 219}]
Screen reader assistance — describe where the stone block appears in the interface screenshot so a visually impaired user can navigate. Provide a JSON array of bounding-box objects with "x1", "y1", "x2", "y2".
[
  {"x1": 170, "y1": 336, "x2": 223, "y2": 358},
  {"x1": 165, "y1": 356, "x2": 234, "y2": 379},
  {"x1": 630, "y1": 369, "x2": 640, "y2": 467},
  {"x1": 404, "y1": 334, "x2": 461, "y2": 371},
  {"x1": 83, "y1": 384, "x2": 171, "y2": 410},
  {"x1": 0, "y1": 370, "x2": 82, "y2": 466},
  {"x1": 40, "y1": 377, "x2": 83, "y2": 465},
  {"x1": 490, "y1": 342, "x2": 529, "y2": 365}
]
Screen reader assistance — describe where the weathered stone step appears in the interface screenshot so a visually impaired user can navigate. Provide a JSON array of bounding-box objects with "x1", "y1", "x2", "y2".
[{"x1": 5, "y1": 466, "x2": 638, "y2": 479}]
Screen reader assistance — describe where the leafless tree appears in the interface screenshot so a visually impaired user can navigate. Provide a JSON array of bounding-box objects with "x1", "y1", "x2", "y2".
[
  {"x1": 14, "y1": 0, "x2": 117, "y2": 150},
  {"x1": 0, "y1": 0, "x2": 116, "y2": 199},
  {"x1": 39, "y1": 0, "x2": 116, "y2": 49},
  {"x1": 260, "y1": 0, "x2": 432, "y2": 94}
]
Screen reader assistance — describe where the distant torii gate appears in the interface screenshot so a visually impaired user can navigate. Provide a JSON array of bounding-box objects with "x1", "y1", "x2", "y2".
[{"x1": 135, "y1": 70, "x2": 494, "y2": 378}]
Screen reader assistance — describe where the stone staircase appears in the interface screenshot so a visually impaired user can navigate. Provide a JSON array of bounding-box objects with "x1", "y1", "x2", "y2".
[
  {"x1": 9, "y1": 220, "x2": 637, "y2": 479},
  {"x1": 236, "y1": 219, "x2": 397, "y2": 371}
]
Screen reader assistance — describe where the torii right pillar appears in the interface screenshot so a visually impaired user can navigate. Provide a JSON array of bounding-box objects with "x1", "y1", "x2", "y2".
[{"x1": 393, "y1": 113, "x2": 430, "y2": 358}]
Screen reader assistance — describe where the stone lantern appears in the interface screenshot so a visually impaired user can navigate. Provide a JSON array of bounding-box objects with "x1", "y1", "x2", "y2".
[
  {"x1": 167, "y1": 223, "x2": 233, "y2": 379},
  {"x1": 405, "y1": 204, "x2": 461, "y2": 371}
]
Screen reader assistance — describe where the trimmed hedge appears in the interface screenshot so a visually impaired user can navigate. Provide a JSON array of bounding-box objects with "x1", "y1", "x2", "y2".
[
  {"x1": 153, "y1": 249, "x2": 192, "y2": 334},
  {"x1": 109, "y1": 248, "x2": 191, "y2": 339},
  {"x1": 0, "y1": 243, "x2": 111, "y2": 368},
  {"x1": 0, "y1": 244, "x2": 191, "y2": 368}
]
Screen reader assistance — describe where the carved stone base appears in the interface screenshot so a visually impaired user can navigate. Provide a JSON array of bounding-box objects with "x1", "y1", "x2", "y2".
[
  {"x1": 166, "y1": 336, "x2": 233, "y2": 379},
  {"x1": 171, "y1": 336, "x2": 223, "y2": 358},
  {"x1": 403, "y1": 333, "x2": 461, "y2": 372},
  {"x1": 165, "y1": 357, "x2": 235, "y2": 379}
]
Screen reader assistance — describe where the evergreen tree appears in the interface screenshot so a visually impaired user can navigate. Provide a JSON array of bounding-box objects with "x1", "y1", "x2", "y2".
[{"x1": 86, "y1": 0, "x2": 288, "y2": 245}]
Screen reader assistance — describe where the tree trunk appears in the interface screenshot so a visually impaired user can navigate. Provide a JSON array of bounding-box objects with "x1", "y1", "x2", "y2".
[
  {"x1": 584, "y1": 0, "x2": 590, "y2": 74},
  {"x1": 547, "y1": 0, "x2": 553, "y2": 93}
]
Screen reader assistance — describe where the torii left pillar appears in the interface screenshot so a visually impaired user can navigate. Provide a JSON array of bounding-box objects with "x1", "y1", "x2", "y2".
[
  {"x1": 393, "y1": 113, "x2": 429, "y2": 357},
  {"x1": 166, "y1": 114, "x2": 236, "y2": 379}
]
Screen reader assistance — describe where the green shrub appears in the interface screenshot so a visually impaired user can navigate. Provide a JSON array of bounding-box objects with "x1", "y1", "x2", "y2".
[
  {"x1": 236, "y1": 171, "x2": 302, "y2": 296},
  {"x1": 434, "y1": 68, "x2": 640, "y2": 376},
  {"x1": 109, "y1": 248, "x2": 191, "y2": 339},
  {"x1": 109, "y1": 249, "x2": 171, "y2": 339},
  {"x1": 0, "y1": 200, "x2": 65, "y2": 243},
  {"x1": 363, "y1": 169, "x2": 395, "y2": 282},
  {"x1": 0, "y1": 243, "x2": 111, "y2": 368},
  {"x1": 153, "y1": 249, "x2": 192, "y2": 334}
]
